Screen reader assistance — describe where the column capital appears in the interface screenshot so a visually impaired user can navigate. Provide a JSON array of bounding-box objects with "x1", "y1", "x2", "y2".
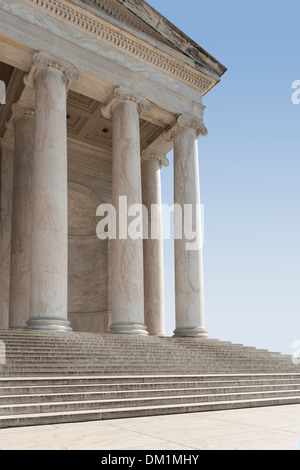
[
  {"x1": 24, "y1": 52, "x2": 79, "y2": 90},
  {"x1": 5, "y1": 102, "x2": 35, "y2": 131},
  {"x1": 142, "y1": 149, "x2": 169, "y2": 168},
  {"x1": 163, "y1": 114, "x2": 208, "y2": 142},
  {"x1": 101, "y1": 87, "x2": 151, "y2": 119}
]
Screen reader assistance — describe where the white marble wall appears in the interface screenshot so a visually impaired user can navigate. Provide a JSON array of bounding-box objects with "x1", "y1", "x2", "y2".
[
  {"x1": 67, "y1": 140, "x2": 113, "y2": 333},
  {"x1": 68, "y1": 184, "x2": 108, "y2": 333}
]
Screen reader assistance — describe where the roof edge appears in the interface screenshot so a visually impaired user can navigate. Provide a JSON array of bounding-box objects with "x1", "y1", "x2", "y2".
[{"x1": 117, "y1": 0, "x2": 227, "y2": 79}]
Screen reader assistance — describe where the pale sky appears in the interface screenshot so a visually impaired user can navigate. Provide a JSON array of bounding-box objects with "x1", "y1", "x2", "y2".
[{"x1": 147, "y1": 0, "x2": 300, "y2": 355}]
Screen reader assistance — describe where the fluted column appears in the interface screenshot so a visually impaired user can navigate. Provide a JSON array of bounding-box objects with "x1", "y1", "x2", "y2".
[
  {"x1": 6, "y1": 103, "x2": 35, "y2": 328},
  {"x1": 141, "y1": 149, "x2": 169, "y2": 336},
  {"x1": 101, "y1": 87, "x2": 150, "y2": 335},
  {"x1": 172, "y1": 115, "x2": 208, "y2": 338},
  {"x1": 26, "y1": 53, "x2": 78, "y2": 331}
]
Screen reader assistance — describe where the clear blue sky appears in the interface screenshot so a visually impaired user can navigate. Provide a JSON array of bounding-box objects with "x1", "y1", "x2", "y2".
[{"x1": 147, "y1": 0, "x2": 300, "y2": 355}]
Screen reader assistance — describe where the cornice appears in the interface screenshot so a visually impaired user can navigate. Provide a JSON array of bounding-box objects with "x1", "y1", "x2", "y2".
[
  {"x1": 71, "y1": 0, "x2": 151, "y2": 36},
  {"x1": 119, "y1": 0, "x2": 227, "y2": 80},
  {"x1": 24, "y1": 0, "x2": 214, "y2": 93}
]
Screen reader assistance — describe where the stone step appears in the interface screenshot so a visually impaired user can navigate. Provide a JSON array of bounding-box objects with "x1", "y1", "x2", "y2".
[
  {"x1": 3, "y1": 354, "x2": 293, "y2": 362},
  {"x1": 3, "y1": 382, "x2": 300, "y2": 404},
  {"x1": 2, "y1": 365, "x2": 297, "y2": 373},
  {"x1": 2, "y1": 347, "x2": 293, "y2": 357},
  {"x1": 0, "y1": 331, "x2": 287, "y2": 349},
  {"x1": 3, "y1": 367, "x2": 298, "y2": 378},
  {"x1": 1, "y1": 395, "x2": 300, "y2": 429},
  {"x1": 0, "y1": 340, "x2": 283, "y2": 348},
  {"x1": 4, "y1": 360, "x2": 293, "y2": 370},
  {"x1": 2, "y1": 377, "x2": 300, "y2": 394},
  {"x1": 1, "y1": 346, "x2": 282, "y2": 356},
  {"x1": 1, "y1": 350, "x2": 293, "y2": 364},
  {"x1": 1, "y1": 378, "x2": 300, "y2": 394},
  {"x1": 2, "y1": 348, "x2": 284, "y2": 358},
  {"x1": 0, "y1": 338, "x2": 287, "y2": 350},
  {"x1": 1, "y1": 373, "x2": 299, "y2": 384},
  {"x1": 3, "y1": 352, "x2": 293, "y2": 361},
  {"x1": 3, "y1": 358, "x2": 293, "y2": 367},
  {"x1": 2, "y1": 380, "x2": 300, "y2": 396},
  {"x1": 4, "y1": 354, "x2": 274, "y2": 362},
  {"x1": 2, "y1": 388, "x2": 300, "y2": 416},
  {"x1": 0, "y1": 329, "x2": 299, "y2": 427},
  {"x1": 2, "y1": 351, "x2": 293, "y2": 365}
]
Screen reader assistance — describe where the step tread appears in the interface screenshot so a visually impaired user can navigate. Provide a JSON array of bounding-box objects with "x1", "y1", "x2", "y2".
[
  {"x1": 1, "y1": 388, "x2": 300, "y2": 410},
  {"x1": 0, "y1": 330, "x2": 298, "y2": 427},
  {"x1": 1, "y1": 395, "x2": 300, "y2": 423},
  {"x1": 2, "y1": 383, "x2": 300, "y2": 399}
]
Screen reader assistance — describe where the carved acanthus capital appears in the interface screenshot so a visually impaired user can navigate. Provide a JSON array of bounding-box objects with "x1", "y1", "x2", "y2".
[
  {"x1": 5, "y1": 102, "x2": 35, "y2": 131},
  {"x1": 101, "y1": 87, "x2": 151, "y2": 119},
  {"x1": 142, "y1": 149, "x2": 169, "y2": 168},
  {"x1": 24, "y1": 52, "x2": 79, "y2": 90},
  {"x1": 163, "y1": 115, "x2": 208, "y2": 142}
]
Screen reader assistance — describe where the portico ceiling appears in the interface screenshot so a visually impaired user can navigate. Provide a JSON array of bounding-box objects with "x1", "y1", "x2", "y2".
[{"x1": 0, "y1": 62, "x2": 161, "y2": 150}]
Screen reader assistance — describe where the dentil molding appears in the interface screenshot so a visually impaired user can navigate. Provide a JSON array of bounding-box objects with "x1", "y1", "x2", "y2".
[{"x1": 23, "y1": 0, "x2": 214, "y2": 93}]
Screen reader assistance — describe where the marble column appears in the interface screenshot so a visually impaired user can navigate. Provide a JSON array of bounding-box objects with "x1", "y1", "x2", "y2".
[
  {"x1": 141, "y1": 149, "x2": 169, "y2": 336},
  {"x1": 7, "y1": 103, "x2": 35, "y2": 328},
  {"x1": 102, "y1": 87, "x2": 150, "y2": 335},
  {"x1": 173, "y1": 115, "x2": 209, "y2": 338},
  {"x1": 0, "y1": 140, "x2": 14, "y2": 329},
  {"x1": 26, "y1": 53, "x2": 78, "y2": 331}
]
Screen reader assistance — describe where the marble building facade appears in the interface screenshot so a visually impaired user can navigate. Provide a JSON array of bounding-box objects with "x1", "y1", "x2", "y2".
[{"x1": 0, "y1": 0, "x2": 226, "y2": 337}]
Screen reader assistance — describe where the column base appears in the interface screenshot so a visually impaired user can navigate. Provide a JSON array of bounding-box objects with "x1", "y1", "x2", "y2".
[
  {"x1": 109, "y1": 322, "x2": 149, "y2": 336},
  {"x1": 173, "y1": 327, "x2": 209, "y2": 338},
  {"x1": 26, "y1": 316, "x2": 72, "y2": 332}
]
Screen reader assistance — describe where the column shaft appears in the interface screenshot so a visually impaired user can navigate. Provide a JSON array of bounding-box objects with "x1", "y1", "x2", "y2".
[
  {"x1": 9, "y1": 112, "x2": 35, "y2": 328},
  {"x1": 142, "y1": 153, "x2": 167, "y2": 336},
  {"x1": 27, "y1": 66, "x2": 71, "y2": 331},
  {"x1": 173, "y1": 126, "x2": 208, "y2": 338},
  {"x1": 110, "y1": 100, "x2": 148, "y2": 335}
]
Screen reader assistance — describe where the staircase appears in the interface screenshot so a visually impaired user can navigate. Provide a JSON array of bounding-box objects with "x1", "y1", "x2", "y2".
[{"x1": 0, "y1": 329, "x2": 299, "y2": 428}]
